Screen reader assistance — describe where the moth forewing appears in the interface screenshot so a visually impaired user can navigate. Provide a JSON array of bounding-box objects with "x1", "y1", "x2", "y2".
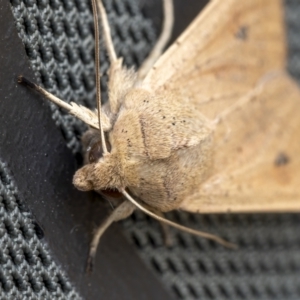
[
  {"x1": 143, "y1": 0, "x2": 286, "y2": 119},
  {"x1": 180, "y1": 72, "x2": 300, "y2": 213},
  {"x1": 141, "y1": 0, "x2": 300, "y2": 214}
]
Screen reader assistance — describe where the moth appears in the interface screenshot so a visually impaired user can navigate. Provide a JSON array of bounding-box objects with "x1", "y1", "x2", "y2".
[{"x1": 19, "y1": 0, "x2": 300, "y2": 270}]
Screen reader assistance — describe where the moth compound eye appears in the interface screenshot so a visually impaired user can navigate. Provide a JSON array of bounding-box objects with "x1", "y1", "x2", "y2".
[
  {"x1": 100, "y1": 189, "x2": 123, "y2": 199},
  {"x1": 88, "y1": 138, "x2": 111, "y2": 163},
  {"x1": 88, "y1": 141, "x2": 104, "y2": 163}
]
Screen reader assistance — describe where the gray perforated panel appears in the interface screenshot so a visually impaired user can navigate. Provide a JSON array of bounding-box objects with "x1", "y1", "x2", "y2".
[
  {"x1": 0, "y1": 160, "x2": 81, "y2": 299},
  {"x1": 10, "y1": 0, "x2": 156, "y2": 156}
]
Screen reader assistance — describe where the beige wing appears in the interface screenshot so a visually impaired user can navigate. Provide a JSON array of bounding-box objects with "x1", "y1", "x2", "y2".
[
  {"x1": 180, "y1": 73, "x2": 300, "y2": 213},
  {"x1": 143, "y1": 0, "x2": 300, "y2": 213},
  {"x1": 143, "y1": 0, "x2": 286, "y2": 120}
]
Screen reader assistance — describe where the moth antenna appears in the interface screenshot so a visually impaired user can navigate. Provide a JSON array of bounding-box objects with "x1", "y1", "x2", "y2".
[
  {"x1": 91, "y1": 0, "x2": 108, "y2": 154},
  {"x1": 138, "y1": 0, "x2": 174, "y2": 81},
  {"x1": 121, "y1": 190, "x2": 237, "y2": 249},
  {"x1": 17, "y1": 76, "x2": 100, "y2": 129},
  {"x1": 96, "y1": 0, "x2": 117, "y2": 63}
]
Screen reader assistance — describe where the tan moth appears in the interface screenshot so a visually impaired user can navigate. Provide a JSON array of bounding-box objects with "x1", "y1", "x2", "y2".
[{"x1": 19, "y1": 0, "x2": 300, "y2": 270}]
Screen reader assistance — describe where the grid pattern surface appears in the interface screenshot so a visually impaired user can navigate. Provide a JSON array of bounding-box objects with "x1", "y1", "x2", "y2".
[
  {"x1": 10, "y1": 0, "x2": 156, "y2": 155},
  {"x1": 0, "y1": 160, "x2": 81, "y2": 299}
]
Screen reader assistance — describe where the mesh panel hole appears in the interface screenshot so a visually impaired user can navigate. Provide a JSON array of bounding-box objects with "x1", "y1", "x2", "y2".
[
  {"x1": 78, "y1": 46, "x2": 91, "y2": 65},
  {"x1": 22, "y1": 245, "x2": 36, "y2": 265},
  {"x1": 53, "y1": 71, "x2": 66, "y2": 91},
  {"x1": 52, "y1": 43, "x2": 64, "y2": 63},
  {"x1": 296, "y1": 285, "x2": 300, "y2": 297},
  {"x1": 150, "y1": 257, "x2": 163, "y2": 275},
  {"x1": 28, "y1": 273, "x2": 42, "y2": 293},
  {"x1": 4, "y1": 218, "x2": 18, "y2": 238},
  {"x1": 73, "y1": 0, "x2": 86, "y2": 12},
  {"x1": 182, "y1": 258, "x2": 193, "y2": 275},
  {"x1": 228, "y1": 259, "x2": 239, "y2": 274},
  {"x1": 76, "y1": 20, "x2": 89, "y2": 39},
  {"x1": 197, "y1": 259, "x2": 209, "y2": 274},
  {"x1": 39, "y1": 68, "x2": 51, "y2": 88},
  {"x1": 176, "y1": 234, "x2": 188, "y2": 249},
  {"x1": 258, "y1": 260, "x2": 269, "y2": 273},
  {"x1": 48, "y1": 0, "x2": 60, "y2": 10},
  {"x1": 1, "y1": 194, "x2": 15, "y2": 212},
  {"x1": 141, "y1": 25, "x2": 155, "y2": 46},
  {"x1": 193, "y1": 237, "x2": 205, "y2": 251},
  {"x1": 0, "y1": 250, "x2": 5, "y2": 265},
  {"x1": 266, "y1": 237, "x2": 276, "y2": 248},
  {"x1": 171, "y1": 284, "x2": 183, "y2": 299},
  {"x1": 234, "y1": 285, "x2": 246, "y2": 299},
  {"x1": 56, "y1": 273, "x2": 72, "y2": 293},
  {"x1": 146, "y1": 232, "x2": 158, "y2": 248},
  {"x1": 0, "y1": 270, "x2": 12, "y2": 292},
  {"x1": 213, "y1": 260, "x2": 224, "y2": 275},
  {"x1": 65, "y1": 44, "x2": 77, "y2": 66},
  {"x1": 8, "y1": 246, "x2": 23, "y2": 266},
  {"x1": 38, "y1": 42, "x2": 51, "y2": 64},
  {"x1": 166, "y1": 258, "x2": 178, "y2": 274},
  {"x1": 203, "y1": 284, "x2": 215, "y2": 299},
  {"x1": 170, "y1": 211, "x2": 181, "y2": 224},
  {"x1": 131, "y1": 232, "x2": 143, "y2": 250},
  {"x1": 32, "y1": 221, "x2": 44, "y2": 240},
  {"x1": 42, "y1": 273, "x2": 56, "y2": 292},
  {"x1": 18, "y1": 221, "x2": 34, "y2": 240},
  {"x1": 63, "y1": 18, "x2": 75, "y2": 38},
  {"x1": 81, "y1": 72, "x2": 94, "y2": 93},
  {"x1": 187, "y1": 283, "x2": 198, "y2": 298},
  {"x1": 187, "y1": 213, "x2": 197, "y2": 224},
  {"x1": 203, "y1": 215, "x2": 214, "y2": 227},
  {"x1": 24, "y1": 40, "x2": 36, "y2": 60},
  {"x1": 68, "y1": 71, "x2": 80, "y2": 90},
  {"x1": 124, "y1": 0, "x2": 137, "y2": 15},
  {"x1": 207, "y1": 239, "x2": 218, "y2": 250},
  {"x1": 36, "y1": 15, "x2": 48, "y2": 36},
  {"x1": 36, "y1": 0, "x2": 47, "y2": 10},
  {"x1": 12, "y1": 272, "x2": 27, "y2": 291},
  {"x1": 243, "y1": 260, "x2": 255, "y2": 275},
  {"x1": 218, "y1": 283, "x2": 231, "y2": 299},
  {"x1": 289, "y1": 259, "x2": 300, "y2": 272},
  {"x1": 265, "y1": 285, "x2": 276, "y2": 299},
  {"x1": 280, "y1": 284, "x2": 290, "y2": 298},
  {"x1": 61, "y1": 0, "x2": 73, "y2": 13},
  {"x1": 37, "y1": 247, "x2": 51, "y2": 267},
  {"x1": 249, "y1": 284, "x2": 261, "y2": 298},
  {"x1": 115, "y1": 23, "x2": 127, "y2": 42},
  {"x1": 111, "y1": 0, "x2": 122, "y2": 16},
  {"x1": 22, "y1": 15, "x2": 35, "y2": 35}
]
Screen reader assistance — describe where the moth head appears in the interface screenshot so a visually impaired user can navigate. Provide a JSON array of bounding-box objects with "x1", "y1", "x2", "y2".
[{"x1": 73, "y1": 129, "x2": 125, "y2": 198}]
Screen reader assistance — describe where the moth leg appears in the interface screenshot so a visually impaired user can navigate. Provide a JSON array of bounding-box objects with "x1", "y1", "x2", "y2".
[
  {"x1": 148, "y1": 209, "x2": 173, "y2": 247},
  {"x1": 137, "y1": 0, "x2": 174, "y2": 81},
  {"x1": 159, "y1": 216, "x2": 173, "y2": 247},
  {"x1": 17, "y1": 76, "x2": 110, "y2": 130},
  {"x1": 86, "y1": 200, "x2": 135, "y2": 273}
]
